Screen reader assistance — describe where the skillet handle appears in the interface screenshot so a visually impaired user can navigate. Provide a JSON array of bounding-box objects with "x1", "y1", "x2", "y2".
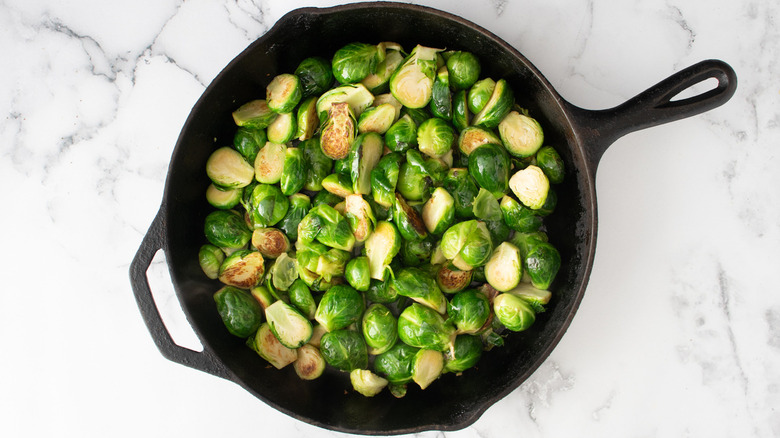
[
  {"x1": 569, "y1": 59, "x2": 737, "y2": 168},
  {"x1": 129, "y1": 208, "x2": 232, "y2": 380}
]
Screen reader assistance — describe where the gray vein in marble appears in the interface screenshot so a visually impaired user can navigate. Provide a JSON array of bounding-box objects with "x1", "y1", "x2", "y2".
[
  {"x1": 490, "y1": 0, "x2": 507, "y2": 16},
  {"x1": 523, "y1": 361, "x2": 575, "y2": 424},
  {"x1": 766, "y1": 307, "x2": 780, "y2": 350},
  {"x1": 224, "y1": 0, "x2": 269, "y2": 40},
  {"x1": 716, "y1": 265, "x2": 751, "y2": 404},
  {"x1": 665, "y1": 3, "x2": 696, "y2": 65}
]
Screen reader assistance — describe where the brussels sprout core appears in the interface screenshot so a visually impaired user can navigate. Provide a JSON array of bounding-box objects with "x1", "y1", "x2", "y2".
[
  {"x1": 509, "y1": 165, "x2": 550, "y2": 210},
  {"x1": 320, "y1": 102, "x2": 356, "y2": 160}
]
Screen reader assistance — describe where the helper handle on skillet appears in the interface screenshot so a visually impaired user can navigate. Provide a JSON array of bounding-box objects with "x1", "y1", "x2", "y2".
[
  {"x1": 129, "y1": 208, "x2": 231, "y2": 380},
  {"x1": 568, "y1": 59, "x2": 737, "y2": 169}
]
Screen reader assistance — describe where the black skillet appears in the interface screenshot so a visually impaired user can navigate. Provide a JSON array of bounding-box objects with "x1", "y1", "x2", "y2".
[{"x1": 129, "y1": 2, "x2": 736, "y2": 434}]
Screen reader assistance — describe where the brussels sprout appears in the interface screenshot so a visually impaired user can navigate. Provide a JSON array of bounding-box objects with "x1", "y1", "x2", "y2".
[
  {"x1": 370, "y1": 152, "x2": 404, "y2": 208},
  {"x1": 442, "y1": 168, "x2": 479, "y2": 219},
  {"x1": 233, "y1": 126, "x2": 266, "y2": 164},
  {"x1": 452, "y1": 90, "x2": 470, "y2": 131},
  {"x1": 199, "y1": 244, "x2": 225, "y2": 279},
  {"x1": 421, "y1": 187, "x2": 455, "y2": 235},
  {"x1": 266, "y1": 73, "x2": 302, "y2": 114},
  {"x1": 485, "y1": 218, "x2": 511, "y2": 247},
  {"x1": 510, "y1": 230, "x2": 548, "y2": 258},
  {"x1": 296, "y1": 243, "x2": 350, "y2": 286},
  {"x1": 447, "y1": 289, "x2": 490, "y2": 334},
  {"x1": 472, "y1": 78, "x2": 514, "y2": 129},
  {"x1": 321, "y1": 172, "x2": 354, "y2": 198},
  {"x1": 300, "y1": 137, "x2": 334, "y2": 192},
  {"x1": 365, "y1": 276, "x2": 397, "y2": 304},
  {"x1": 250, "y1": 227, "x2": 289, "y2": 260},
  {"x1": 400, "y1": 238, "x2": 434, "y2": 267},
  {"x1": 384, "y1": 114, "x2": 418, "y2": 153},
  {"x1": 206, "y1": 184, "x2": 242, "y2": 210},
  {"x1": 295, "y1": 56, "x2": 333, "y2": 97},
  {"x1": 535, "y1": 145, "x2": 565, "y2": 184},
  {"x1": 484, "y1": 241, "x2": 523, "y2": 292},
  {"x1": 508, "y1": 283, "x2": 552, "y2": 313},
  {"x1": 267, "y1": 111, "x2": 297, "y2": 144},
  {"x1": 204, "y1": 210, "x2": 251, "y2": 249},
  {"x1": 358, "y1": 103, "x2": 397, "y2": 134},
  {"x1": 278, "y1": 148, "x2": 305, "y2": 196},
  {"x1": 347, "y1": 132, "x2": 384, "y2": 195},
  {"x1": 468, "y1": 143, "x2": 510, "y2": 198},
  {"x1": 509, "y1": 164, "x2": 550, "y2": 210},
  {"x1": 247, "y1": 323, "x2": 298, "y2": 369},
  {"x1": 295, "y1": 96, "x2": 319, "y2": 141},
  {"x1": 439, "y1": 220, "x2": 493, "y2": 271},
  {"x1": 270, "y1": 252, "x2": 298, "y2": 291},
  {"x1": 320, "y1": 329, "x2": 369, "y2": 371},
  {"x1": 344, "y1": 194, "x2": 375, "y2": 242},
  {"x1": 536, "y1": 188, "x2": 557, "y2": 216},
  {"x1": 429, "y1": 67, "x2": 452, "y2": 120},
  {"x1": 265, "y1": 300, "x2": 312, "y2": 349},
  {"x1": 417, "y1": 117, "x2": 455, "y2": 159},
  {"x1": 525, "y1": 241, "x2": 561, "y2": 290},
  {"x1": 397, "y1": 303, "x2": 456, "y2": 352},
  {"x1": 362, "y1": 48, "x2": 405, "y2": 94},
  {"x1": 471, "y1": 188, "x2": 502, "y2": 221},
  {"x1": 412, "y1": 349, "x2": 444, "y2": 390},
  {"x1": 311, "y1": 188, "x2": 342, "y2": 208},
  {"x1": 332, "y1": 42, "x2": 380, "y2": 84},
  {"x1": 213, "y1": 285, "x2": 264, "y2": 338},
  {"x1": 374, "y1": 342, "x2": 418, "y2": 385},
  {"x1": 436, "y1": 264, "x2": 473, "y2": 294},
  {"x1": 254, "y1": 142, "x2": 286, "y2": 184},
  {"x1": 300, "y1": 204, "x2": 356, "y2": 251},
  {"x1": 250, "y1": 184, "x2": 289, "y2": 228},
  {"x1": 206, "y1": 147, "x2": 254, "y2": 189},
  {"x1": 458, "y1": 126, "x2": 502, "y2": 156},
  {"x1": 345, "y1": 256, "x2": 371, "y2": 292},
  {"x1": 314, "y1": 285, "x2": 365, "y2": 332},
  {"x1": 393, "y1": 193, "x2": 428, "y2": 242},
  {"x1": 320, "y1": 102, "x2": 357, "y2": 160},
  {"x1": 308, "y1": 324, "x2": 328, "y2": 348},
  {"x1": 443, "y1": 334, "x2": 483, "y2": 374},
  {"x1": 250, "y1": 285, "x2": 275, "y2": 310},
  {"x1": 498, "y1": 111, "x2": 544, "y2": 158},
  {"x1": 392, "y1": 267, "x2": 447, "y2": 314},
  {"x1": 350, "y1": 369, "x2": 389, "y2": 397},
  {"x1": 294, "y1": 344, "x2": 326, "y2": 380},
  {"x1": 389, "y1": 44, "x2": 441, "y2": 108},
  {"x1": 493, "y1": 292, "x2": 536, "y2": 332},
  {"x1": 288, "y1": 279, "x2": 316, "y2": 319},
  {"x1": 500, "y1": 195, "x2": 543, "y2": 232},
  {"x1": 397, "y1": 150, "x2": 433, "y2": 202},
  {"x1": 371, "y1": 93, "x2": 403, "y2": 121},
  {"x1": 365, "y1": 221, "x2": 402, "y2": 280},
  {"x1": 361, "y1": 303, "x2": 398, "y2": 355},
  {"x1": 467, "y1": 78, "x2": 495, "y2": 114},
  {"x1": 446, "y1": 51, "x2": 481, "y2": 91},
  {"x1": 232, "y1": 99, "x2": 278, "y2": 128},
  {"x1": 278, "y1": 193, "x2": 310, "y2": 241},
  {"x1": 316, "y1": 83, "x2": 374, "y2": 120}
]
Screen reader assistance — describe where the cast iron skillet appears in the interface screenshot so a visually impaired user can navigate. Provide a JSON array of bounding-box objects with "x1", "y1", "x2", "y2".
[{"x1": 129, "y1": 2, "x2": 736, "y2": 434}]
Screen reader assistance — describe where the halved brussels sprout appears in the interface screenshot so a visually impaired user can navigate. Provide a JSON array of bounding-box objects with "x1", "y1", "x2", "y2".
[
  {"x1": 436, "y1": 264, "x2": 473, "y2": 294},
  {"x1": 358, "y1": 103, "x2": 396, "y2": 134},
  {"x1": 350, "y1": 369, "x2": 389, "y2": 397},
  {"x1": 312, "y1": 190, "x2": 342, "y2": 209},
  {"x1": 397, "y1": 303, "x2": 456, "y2": 352},
  {"x1": 316, "y1": 83, "x2": 374, "y2": 120},
  {"x1": 250, "y1": 184, "x2": 289, "y2": 228},
  {"x1": 373, "y1": 342, "x2": 418, "y2": 385},
  {"x1": 308, "y1": 324, "x2": 328, "y2": 348},
  {"x1": 484, "y1": 241, "x2": 523, "y2": 292},
  {"x1": 525, "y1": 240, "x2": 561, "y2": 290},
  {"x1": 447, "y1": 289, "x2": 490, "y2": 334},
  {"x1": 348, "y1": 132, "x2": 384, "y2": 195},
  {"x1": 472, "y1": 78, "x2": 514, "y2": 129},
  {"x1": 535, "y1": 145, "x2": 565, "y2": 184},
  {"x1": 389, "y1": 44, "x2": 441, "y2": 108},
  {"x1": 393, "y1": 193, "x2": 428, "y2": 242},
  {"x1": 467, "y1": 78, "x2": 495, "y2": 114},
  {"x1": 254, "y1": 142, "x2": 286, "y2": 184},
  {"x1": 296, "y1": 242, "x2": 350, "y2": 284},
  {"x1": 422, "y1": 187, "x2": 455, "y2": 235},
  {"x1": 365, "y1": 221, "x2": 402, "y2": 280},
  {"x1": 344, "y1": 194, "x2": 375, "y2": 243},
  {"x1": 206, "y1": 184, "x2": 242, "y2": 210},
  {"x1": 320, "y1": 329, "x2": 369, "y2": 371},
  {"x1": 439, "y1": 220, "x2": 493, "y2": 271},
  {"x1": 294, "y1": 344, "x2": 326, "y2": 380},
  {"x1": 213, "y1": 285, "x2": 264, "y2": 338},
  {"x1": 509, "y1": 164, "x2": 550, "y2": 210},
  {"x1": 279, "y1": 147, "x2": 305, "y2": 196},
  {"x1": 314, "y1": 284, "x2": 365, "y2": 332},
  {"x1": 429, "y1": 67, "x2": 452, "y2": 120},
  {"x1": 295, "y1": 56, "x2": 333, "y2": 97},
  {"x1": 204, "y1": 210, "x2": 251, "y2": 249},
  {"x1": 232, "y1": 99, "x2": 278, "y2": 128},
  {"x1": 402, "y1": 106, "x2": 431, "y2": 127},
  {"x1": 332, "y1": 42, "x2": 379, "y2": 85},
  {"x1": 321, "y1": 172, "x2": 354, "y2": 198},
  {"x1": 301, "y1": 137, "x2": 334, "y2": 192},
  {"x1": 468, "y1": 143, "x2": 510, "y2": 198},
  {"x1": 417, "y1": 117, "x2": 455, "y2": 159},
  {"x1": 384, "y1": 114, "x2": 418, "y2": 153},
  {"x1": 362, "y1": 303, "x2": 398, "y2": 355},
  {"x1": 371, "y1": 93, "x2": 403, "y2": 120},
  {"x1": 366, "y1": 276, "x2": 398, "y2": 303},
  {"x1": 498, "y1": 111, "x2": 544, "y2": 157},
  {"x1": 452, "y1": 90, "x2": 470, "y2": 131},
  {"x1": 288, "y1": 279, "x2": 316, "y2": 319},
  {"x1": 345, "y1": 256, "x2": 371, "y2": 292},
  {"x1": 412, "y1": 349, "x2": 444, "y2": 390},
  {"x1": 266, "y1": 73, "x2": 302, "y2": 114},
  {"x1": 443, "y1": 168, "x2": 479, "y2": 219},
  {"x1": 233, "y1": 126, "x2": 266, "y2": 164},
  {"x1": 458, "y1": 126, "x2": 502, "y2": 156},
  {"x1": 320, "y1": 102, "x2": 357, "y2": 160},
  {"x1": 278, "y1": 193, "x2": 310, "y2": 241},
  {"x1": 299, "y1": 204, "x2": 355, "y2": 252},
  {"x1": 267, "y1": 111, "x2": 297, "y2": 144},
  {"x1": 362, "y1": 48, "x2": 405, "y2": 94},
  {"x1": 392, "y1": 267, "x2": 447, "y2": 314},
  {"x1": 247, "y1": 323, "x2": 298, "y2": 369},
  {"x1": 250, "y1": 285, "x2": 275, "y2": 310},
  {"x1": 400, "y1": 238, "x2": 434, "y2": 267},
  {"x1": 508, "y1": 283, "x2": 552, "y2": 313},
  {"x1": 251, "y1": 228, "x2": 290, "y2": 259},
  {"x1": 500, "y1": 195, "x2": 543, "y2": 233},
  {"x1": 265, "y1": 300, "x2": 312, "y2": 349},
  {"x1": 493, "y1": 292, "x2": 536, "y2": 332},
  {"x1": 446, "y1": 51, "x2": 481, "y2": 91},
  {"x1": 370, "y1": 151, "x2": 404, "y2": 208},
  {"x1": 206, "y1": 147, "x2": 254, "y2": 189},
  {"x1": 471, "y1": 188, "x2": 502, "y2": 221},
  {"x1": 270, "y1": 252, "x2": 298, "y2": 291},
  {"x1": 510, "y1": 230, "x2": 549, "y2": 258},
  {"x1": 295, "y1": 96, "x2": 320, "y2": 141},
  {"x1": 397, "y1": 150, "x2": 434, "y2": 202},
  {"x1": 199, "y1": 244, "x2": 225, "y2": 280},
  {"x1": 443, "y1": 334, "x2": 483, "y2": 374}
]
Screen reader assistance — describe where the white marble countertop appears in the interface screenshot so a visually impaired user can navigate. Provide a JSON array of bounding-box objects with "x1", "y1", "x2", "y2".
[{"x1": 2, "y1": 0, "x2": 778, "y2": 436}]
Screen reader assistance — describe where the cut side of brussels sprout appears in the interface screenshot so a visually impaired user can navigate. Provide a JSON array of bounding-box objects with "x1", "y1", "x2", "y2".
[
  {"x1": 254, "y1": 142, "x2": 286, "y2": 184},
  {"x1": 436, "y1": 264, "x2": 473, "y2": 294},
  {"x1": 217, "y1": 250, "x2": 265, "y2": 288},
  {"x1": 362, "y1": 303, "x2": 398, "y2": 355},
  {"x1": 509, "y1": 165, "x2": 550, "y2": 210},
  {"x1": 308, "y1": 324, "x2": 328, "y2": 348},
  {"x1": 362, "y1": 49, "x2": 405, "y2": 94},
  {"x1": 199, "y1": 244, "x2": 225, "y2": 280},
  {"x1": 467, "y1": 78, "x2": 495, "y2": 114},
  {"x1": 389, "y1": 45, "x2": 441, "y2": 108},
  {"x1": 493, "y1": 292, "x2": 536, "y2": 332},
  {"x1": 294, "y1": 344, "x2": 326, "y2": 380},
  {"x1": 295, "y1": 96, "x2": 320, "y2": 141},
  {"x1": 447, "y1": 289, "x2": 490, "y2": 334},
  {"x1": 393, "y1": 193, "x2": 428, "y2": 242},
  {"x1": 270, "y1": 252, "x2": 298, "y2": 291},
  {"x1": 472, "y1": 78, "x2": 514, "y2": 129},
  {"x1": 358, "y1": 103, "x2": 397, "y2": 134},
  {"x1": 248, "y1": 323, "x2": 298, "y2": 369},
  {"x1": 295, "y1": 56, "x2": 333, "y2": 97},
  {"x1": 206, "y1": 147, "x2": 255, "y2": 189},
  {"x1": 320, "y1": 102, "x2": 357, "y2": 160},
  {"x1": 422, "y1": 187, "x2": 455, "y2": 235},
  {"x1": 498, "y1": 111, "x2": 544, "y2": 158},
  {"x1": 412, "y1": 349, "x2": 444, "y2": 390},
  {"x1": 344, "y1": 194, "x2": 375, "y2": 243},
  {"x1": 349, "y1": 132, "x2": 384, "y2": 195},
  {"x1": 266, "y1": 73, "x2": 302, "y2": 114},
  {"x1": 267, "y1": 111, "x2": 297, "y2": 144},
  {"x1": 417, "y1": 117, "x2": 455, "y2": 159},
  {"x1": 232, "y1": 99, "x2": 278, "y2": 128},
  {"x1": 265, "y1": 300, "x2": 313, "y2": 349},
  {"x1": 484, "y1": 242, "x2": 523, "y2": 292},
  {"x1": 213, "y1": 286, "x2": 264, "y2": 338},
  {"x1": 350, "y1": 369, "x2": 389, "y2": 397},
  {"x1": 321, "y1": 172, "x2": 354, "y2": 198},
  {"x1": 332, "y1": 42, "x2": 379, "y2": 85},
  {"x1": 320, "y1": 329, "x2": 369, "y2": 371},
  {"x1": 204, "y1": 210, "x2": 251, "y2": 249},
  {"x1": 458, "y1": 126, "x2": 502, "y2": 156},
  {"x1": 314, "y1": 285, "x2": 364, "y2": 332},
  {"x1": 206, "y1": 184, "x2": 242, "y2": 210},
  {"x1": 366, "y1": 221, "x2": 402, "y2": 280},
  {"x1": 471, "y1": 188, "x2": 502, "y2": 221}
]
